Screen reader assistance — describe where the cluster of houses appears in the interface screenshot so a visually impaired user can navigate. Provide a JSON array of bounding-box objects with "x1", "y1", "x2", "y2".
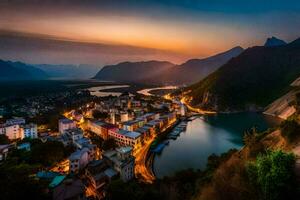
[
  {"x1": 0, "y1": 118, "x2": 38, "y2": 163},
  {"x1": 0, "y1": 117, "x2": 38, "y2": 140},
  {"x1": 87, "y1": 112, "x2": 177, "y2": 152},
  {"x1": 57, "y1": 119, "x2": 97, "y2": 173},
  {"x1": 56, "y1": 116, "x2": 137, "y2": 199},
  {"x1": 0, "y1": 92, "x2": 184, "y2": 199}
]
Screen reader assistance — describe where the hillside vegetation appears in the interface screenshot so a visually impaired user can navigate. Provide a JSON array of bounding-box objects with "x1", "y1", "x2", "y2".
[
  {"x1": 94, "y1": 47, "x2": 243, "y2": 85},
  {"x1": 185, "y1": 38, "x2": 300, "y2": 111},
  {"x1": 193, "y1": 126, "x2": 299, "y2": 200}
]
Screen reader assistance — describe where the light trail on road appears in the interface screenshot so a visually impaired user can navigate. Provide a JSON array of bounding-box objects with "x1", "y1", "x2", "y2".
[{"x1": 134, "y1": 136, "x2": 156, "y2": 183}]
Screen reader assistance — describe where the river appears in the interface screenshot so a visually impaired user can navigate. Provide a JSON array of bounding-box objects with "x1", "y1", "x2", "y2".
[
  {"x1": 153, "y1": 112, "x2": 281, "y2": 178},
  {"x1": 137, "y1": 86, "x2": 177, "y2": 96},
  {"x1": 87, "y1": 85, "x2": 130, "y2": 97}
]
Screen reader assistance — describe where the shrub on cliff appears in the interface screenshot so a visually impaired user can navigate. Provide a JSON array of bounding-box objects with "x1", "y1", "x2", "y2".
[{"x1": 247, "y1": 150, "x2": 296, "y2": 200}]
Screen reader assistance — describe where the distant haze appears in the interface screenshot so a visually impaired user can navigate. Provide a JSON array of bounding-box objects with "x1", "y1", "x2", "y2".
[{"x1": 0, "y1": 31, "x2": 188, "y2": 66}]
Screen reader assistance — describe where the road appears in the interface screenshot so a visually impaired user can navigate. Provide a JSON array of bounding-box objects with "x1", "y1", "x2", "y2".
[
  {"x1": 164, "y1": 94, "x2": 216, "y2": 115},
  {"x1": 180, "y1": 97, "x2": 216, "y2": 115},
  {"x1": 134, "y1": 119, "x2": 177, "y2": 183},
  {"x1": 134, "y1": 136, "x2": 156, "y2": 183}
]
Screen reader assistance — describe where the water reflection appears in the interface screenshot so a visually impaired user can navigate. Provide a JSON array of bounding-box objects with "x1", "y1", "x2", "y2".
[
  {"x1": 87, "y1": 85, "x2": 130, "y2": 97},
  {"x1": 153, "y1": 113, "x2": 281, "y2": 178}
]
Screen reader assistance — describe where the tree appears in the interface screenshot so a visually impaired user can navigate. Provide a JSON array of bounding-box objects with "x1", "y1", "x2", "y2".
[
  {"x1": 247, "y1": 150, "x2": 296, "y2": 200},
  {"x1": 30, "y1": 140, "x2": 66, "y2": 167},
  {"x1": 0, "y1": 162, "x2": 50, "y2": 200},
  {"x1": 92, "y1": 110, "x2": 108, "y2": 119},
  {"x1": 102, "y1": 138, "x2": 117, "y2": 151},
  {"x1": 107, "y1": 179, "x2": 160, "y2": 200},
  {"x1": 88, "y1": 132, "x2": 104, "y2": 148},
  {"x1": 0, "y1": 134, "x2": 10, "y2": 144},
  {"x1": 280, "y1": 119, "x2": 300, "y2": 142}
]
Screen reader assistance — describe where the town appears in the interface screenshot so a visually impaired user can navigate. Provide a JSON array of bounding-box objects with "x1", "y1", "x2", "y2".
[{"x1": 0, "y1": 88, "x2": 186, "y2": 200}]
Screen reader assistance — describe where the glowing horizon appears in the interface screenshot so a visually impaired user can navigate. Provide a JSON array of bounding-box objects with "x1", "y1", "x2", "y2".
[{"x1": 0, "y1": 0, "x2": 300, "y2": 65}]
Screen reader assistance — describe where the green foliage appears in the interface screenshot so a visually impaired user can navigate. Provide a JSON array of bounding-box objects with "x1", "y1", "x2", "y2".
[
  {"x1": 92, "y1": 110, "x2": 108, "y2": 119},
  {"x1": 88, "y1": 131, "x2": 104, "y2": 148},
  {"x1": 187, "y1": 44, "x2": 300, "y2": 110},
  {"x1": 107, "y1": 169, "x2": 202, "y2": 200},
  {"x1": 107, "y1": 179, "x2": 160, "y2": 200},
  {"x1": 201, "y1": 149, "x2": 238, "y2": 182},
  {"x1": 243, "y1": 127, "x2": 268, "y2": 157},
  {"x1": 0, "y1": 139, "x2": 69, "y2": 199},
  {"x1": 0, "y1": 134, "x2": 10, "y2": 144},
  {"x1": 280, "y1": 119, "x2": 300, "y2": 142},
  {"x1": 29, "y1": 140, "x2": 66, "y2": 166},
  {"x1": 102, "y1": 138, "x2": 117, "y2": 151},
  {"x1": 247, "y1": 150, "x2": 296, "y2": 200},
  {"x1": 8, "y1": 139, "x2": 68, "y2": 167},
  {"x1": 0, "y1": 162, "x2": 50, "y2": 200}
]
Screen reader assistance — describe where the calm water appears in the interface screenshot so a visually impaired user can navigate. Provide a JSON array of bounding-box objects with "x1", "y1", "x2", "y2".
[
  {"x1": 153, "y1": 113, "x2": 281, "y2": 178},
  {"x1": 87, "y1": 85, "x2": 130, "y2": 97},
  {"x1": 137, "y1": 86, "x2": 177, "y2": 96}
]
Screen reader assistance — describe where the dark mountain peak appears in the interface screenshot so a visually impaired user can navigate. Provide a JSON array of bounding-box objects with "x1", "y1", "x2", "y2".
[
  {"x1": 182, "y1": 46, "x2": 244, "y2": 67},
  {"x1": 264, "y1": 36, "x2": 287, "y2": 47},
  {"x1": 94, "y1": 46, "x2": 244, "y2": 85},
  {"x1": 289, "y1": 37, "x2": 300, "y2": 46},
  {"x1": 228, "y1": 46, "x2": 244, "y2": 51},
  {"x1": 94, "y1": 60, "x2": 175, "y2": 83},
  {"x1": 185, "y1": 38, "x2": 300, "y2": 111},
  {"x1": 0, "y1": 59, "x2": 49, "y2": 80}
]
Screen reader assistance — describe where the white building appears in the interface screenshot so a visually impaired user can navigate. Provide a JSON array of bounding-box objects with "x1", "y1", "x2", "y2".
[
  {"x1": 58, "y1": 118, "x2": 77, "y2": 134},
  {"x1": 65, "y1": 128, "x2": 83, "y2": 142},
  {"x1": 69, "y1": 148, "x2": 90, "y2": 173},
  {"x1": 20, "y1": 123, "x2": 38, "y2": 139},
  {"x1": 108, "y1": 129, "x2": 142, "y2": 150},
  {"x1": 103, "y1": 146, "x2": 135, "y2": 182}
]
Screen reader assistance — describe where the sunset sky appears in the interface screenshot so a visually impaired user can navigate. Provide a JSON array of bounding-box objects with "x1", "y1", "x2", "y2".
[{"x1": 0, "y1": 0, "x2": 300, "y2": 65}]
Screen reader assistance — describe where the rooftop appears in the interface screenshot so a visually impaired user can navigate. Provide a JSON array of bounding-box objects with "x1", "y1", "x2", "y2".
[
  {"x1": 124, "y1": 131, "x2": 141, "y2": 139},
  {"x1": 116, "y1": 146, "x2": 132, "y2": 154},
  {"x1": 104, "y1": 168, "x2": 118, "y2": 178},
  {"x1": 117, "y1": 129, "x2": 141, "y2": 139},
  {"x1": 92, "y1": 120, "x2": 117, "y2": 129},
  {"x1": 49, "y1": 175, "x2": 66, "y2": 188},
  {"x1": 69, "y1": 148, "x2": 89, "y2": 160},
  {"x1": 59, "y1": 118, "x2": 75, "y2": 124}
]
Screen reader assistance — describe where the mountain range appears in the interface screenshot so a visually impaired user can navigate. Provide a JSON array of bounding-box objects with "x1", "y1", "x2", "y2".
[
  {"x1": 35, "y1": 64, "x2": 99, "y2": 79},
  {"x1": 0, "y1": 60, "x2": 48, "y2": 80},
  {"x1": 184, "y1": 37, "x2": 300, "y2": 112},
  {"x1": 264, "y1": 36, "x2": 287, "y2": 47},
  {"x1": 94, "y1": 46, "x2": 244, "y2": 85}
]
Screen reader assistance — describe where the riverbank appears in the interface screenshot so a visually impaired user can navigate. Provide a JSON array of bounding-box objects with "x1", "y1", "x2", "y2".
[
  {"x1": 147, "y1": 119, "x2": 182, "y2": 178},
  {"x1": 135, "y1": 118, "x2": 180, "y2": 183},
  {"x1": 95, "y1": 84, "x2": 157, "y2": 95},
  {"x1": 153, "y1": 112, "x2": 281, "y2": 178}
]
